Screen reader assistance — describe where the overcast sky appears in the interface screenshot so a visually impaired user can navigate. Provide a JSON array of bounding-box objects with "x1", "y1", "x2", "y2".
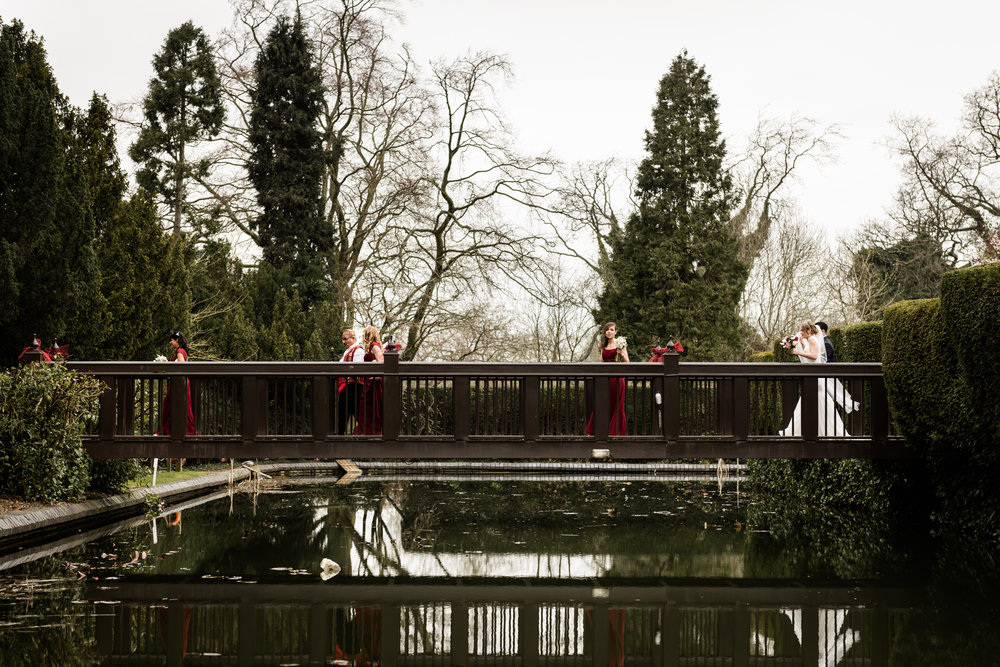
[{"x1": 5, "y1": 0, "x2": 998, "y2": 240}]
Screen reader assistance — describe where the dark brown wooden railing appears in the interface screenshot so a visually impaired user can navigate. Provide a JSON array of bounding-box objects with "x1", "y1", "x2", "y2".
[{"x1": 70, "y1": 351, "x2": 910, "y2": 460}]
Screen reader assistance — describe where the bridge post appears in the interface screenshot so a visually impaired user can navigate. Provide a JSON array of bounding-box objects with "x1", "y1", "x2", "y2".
[
  {"x1": 241, "y1": 377, "x2": 260, "y2": 444},
  {"x1": 383, "y1": 350, "x2": 401, "y2": 440},
  {"x1": 454, "y1": 376, "x2": 470, "y2": 441},
  {"x1": 99, "y1": 379, "x2": 116, "y2": 441},
  {"x1": 169, "y1": 375, "x2": 186, "y2": 441},
  {"x1": 801, "y1": 376, "x2": 819, "y2": 442},
  {"x1": 871, "y1": 376, "x2": 889, "y2": 443},
  {"x1": 662, "y1": 352, "x2": 680, "y2": 445},
  {"x1": 522, "y1": 376, "x2": 540, "y2": 442},
  {"x1": 311, "y1": 376, "x2": 330, "y2": 440}
]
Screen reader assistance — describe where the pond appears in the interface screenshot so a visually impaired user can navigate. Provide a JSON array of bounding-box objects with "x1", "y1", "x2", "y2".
[{"x1": 0, "y1": 473, "x2": 997, "y2": 666}]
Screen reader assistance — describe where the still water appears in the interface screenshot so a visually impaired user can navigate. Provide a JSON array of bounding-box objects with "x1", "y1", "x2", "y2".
[{"x1": 0, "y1": 474, "x2": 996, "y2": 666}]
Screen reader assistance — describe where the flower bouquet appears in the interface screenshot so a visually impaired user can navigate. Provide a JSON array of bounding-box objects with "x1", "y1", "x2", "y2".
[
  {"x1": 781, "y1": 334, "x2": 799, "y2": 348},
  {"x1": 154, "y1": 354, "x2": 168, "y2": 362},
  {"x1": 614, "y1": 336, "x2": 628, "y2": 361}
]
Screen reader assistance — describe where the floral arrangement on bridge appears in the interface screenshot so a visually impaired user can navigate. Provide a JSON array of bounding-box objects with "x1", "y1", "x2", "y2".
[{"x1": 782, "y1": 334, "x2": 799, "y2": 348}]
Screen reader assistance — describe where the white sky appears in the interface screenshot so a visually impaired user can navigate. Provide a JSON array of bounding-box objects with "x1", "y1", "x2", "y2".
[{"x1": 4, "y1": 0, "x2": 998, "y2": 240}]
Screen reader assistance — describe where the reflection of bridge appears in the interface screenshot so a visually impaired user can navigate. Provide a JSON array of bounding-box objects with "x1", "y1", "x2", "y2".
[
  {"x1": 87, "y1": 578, "x2": 921, "y2": 667},
  {"x1": 74, "y1": 351, "x2": 910, "y2": 461}
]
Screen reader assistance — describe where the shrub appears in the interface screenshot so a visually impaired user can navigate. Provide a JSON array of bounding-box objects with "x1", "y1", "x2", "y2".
[
  {"x1": 837, "y1": 321, "x2": 883, "y2": 362},
  {"x1": 941, "y1": 262, "x2": 1000, "y2": 443},
  {"x1": 89, "y1": 458, "x2": 145, "y2": 493},
  {"x1": 771, "y1": 339, "x2": 797, "y2": 363},
  {"x1": 748, "y1": 351, "x2": 774, "y2": 362},
  {"x1": 0, "y1": 363, "x2": 101, "y2": 502}
]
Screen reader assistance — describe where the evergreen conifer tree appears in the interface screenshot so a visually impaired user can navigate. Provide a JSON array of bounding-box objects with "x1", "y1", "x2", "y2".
[
  {"x1": 598, "y1": 52, "x2": 747, "y2": 360},
  {"x1": 0, "y1": 20, "x2": 98, "y2": 360},
  {"x1": 247, "y1": 14, "x2": 330, "y2": 309},
  {"x1": 129, "y1": 21, "x2": 224, "y2": 237}
]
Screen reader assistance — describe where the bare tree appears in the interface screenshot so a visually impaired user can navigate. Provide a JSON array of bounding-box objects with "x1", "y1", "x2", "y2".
[
  {"x1": 740, "y1": 207, "x2": 831, "y2": 351},
  {"x1": 519, "y1": 261, "x2": 600, "y2": 362},
  {"x1": 544, "y1": 158, "x2": 635, "y2": 277},
  {"x1": 374, "y1": 52, "x2": 557, "y2": 360},
  {"x1": 728, "y1": 116, "x2": 840, "y2": 273},
  {"x1": 887, "y1": 71, "x2": 1000, "y2": 264}
]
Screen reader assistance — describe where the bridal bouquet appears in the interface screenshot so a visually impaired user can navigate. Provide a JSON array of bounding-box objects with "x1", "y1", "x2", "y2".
[
  {"x1": 781, "y1": 335, "x2": 799, "y2": 348},
  {"x1": 154, "y1": 354, "x2": 168, "y2": 362}
]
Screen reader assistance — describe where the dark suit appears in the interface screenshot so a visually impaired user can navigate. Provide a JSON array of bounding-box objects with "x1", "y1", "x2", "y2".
[{"x1": 823, "y1": 335, "x2": 835, "y2": 362}]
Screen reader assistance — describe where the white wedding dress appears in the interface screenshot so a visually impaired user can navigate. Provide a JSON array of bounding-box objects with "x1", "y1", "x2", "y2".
[{"x1": 779, "y1": 334, "x2": 852, "y2": 437}]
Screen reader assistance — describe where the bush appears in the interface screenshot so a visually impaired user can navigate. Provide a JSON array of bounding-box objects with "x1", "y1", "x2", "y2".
[
  {"x1": 771, "y1": 339, "x2": 797, "y2": 363},
  {"x1": 835, "y1": 321, "x2": 883, "y2": 362},
  {"x1": 89, "y1": 458, "x2": 145, "y2": 493},
  {"x1": 748, "y1": 351, "x2": 774, "y2": 362},
  {"x1": 0, "y1": 363, "x2": 101, "y2": 502},
  {"x1": 941, "y1": 262, "x2": 1000, "y2": 442}
]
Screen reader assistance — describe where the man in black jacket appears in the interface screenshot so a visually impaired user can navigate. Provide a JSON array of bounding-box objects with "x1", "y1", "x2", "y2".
[{"x1": 815, "y1": 321, "x2": 835, "y2": 362}]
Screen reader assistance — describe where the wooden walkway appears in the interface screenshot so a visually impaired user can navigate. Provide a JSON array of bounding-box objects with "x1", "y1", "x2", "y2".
[{"x1": 71, "y1": 351, "x2": 911, "y2": 461}]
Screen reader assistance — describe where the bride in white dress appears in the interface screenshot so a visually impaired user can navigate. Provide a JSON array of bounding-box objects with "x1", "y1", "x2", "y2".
[{"x1": 779, "y1": 321, "x2": 849, "y2": 437}]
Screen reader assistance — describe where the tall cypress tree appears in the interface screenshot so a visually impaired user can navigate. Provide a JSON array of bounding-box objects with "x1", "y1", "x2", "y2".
[
  {"x1": 129, "y1": 21, "x2": 223, "y2": 237},
  {"x1": 0, "y1": 20, "x2": 98, "y2": 361},
  {"x1": 247, "y1": 14, "x2": 330, "y2": 310},
  {"x1": 598, "y1": 52, "x2": 747, "y2": 360}
]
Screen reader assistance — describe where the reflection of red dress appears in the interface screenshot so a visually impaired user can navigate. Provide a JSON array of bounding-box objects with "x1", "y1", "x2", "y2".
[
  {"x1": 586, "y1": 347, "x2": 627, "y2": 436},
  {"x1": 156, "y1": 349, "x2": 197, "y2": 436},
  {"x1": 355, "y1": 343, "x2": 383, "y2": 435}
]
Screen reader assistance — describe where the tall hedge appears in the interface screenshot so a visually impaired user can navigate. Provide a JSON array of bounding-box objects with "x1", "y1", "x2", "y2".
[
  {"x1": 940, "y1": 263, "x2": 1000, "y2": 442},
  {"x1": 832, "y1": 321, "x2": 883, "y2": 362}
]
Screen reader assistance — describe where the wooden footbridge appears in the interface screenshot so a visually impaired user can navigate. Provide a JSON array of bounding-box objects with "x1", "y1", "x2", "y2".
[{"x1": 71, "y1": 351, "x2": 910, "y2": 461}]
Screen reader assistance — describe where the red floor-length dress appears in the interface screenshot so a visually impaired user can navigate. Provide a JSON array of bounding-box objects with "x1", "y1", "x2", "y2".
[
  {"x1": 157, "y1": 348, "x2": 197, "y2": 435},
  {"x1": 586, "y1": 347, "x2": 627, "y2": 436},
  {"x1": 355, "y1": 343, "x2": 384, "y2": 435}
]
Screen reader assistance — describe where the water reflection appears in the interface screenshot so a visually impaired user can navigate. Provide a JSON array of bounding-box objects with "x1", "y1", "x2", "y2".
[{"x1": 0, "y1": 477, "x2": 994, "y2": 666}]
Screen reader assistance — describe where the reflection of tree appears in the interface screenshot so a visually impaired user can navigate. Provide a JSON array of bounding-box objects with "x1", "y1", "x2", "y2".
[
  {"x1": 0, "y1": 551, "x2": 98, "y2": 666},
  {"x1": 743, "y1": 496, "x2": 920, "y2": 580}
]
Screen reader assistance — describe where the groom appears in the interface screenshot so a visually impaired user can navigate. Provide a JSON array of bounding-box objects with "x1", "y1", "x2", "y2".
[{"x1": 815, "y1": 321, "x2": 835, "y2": 362}]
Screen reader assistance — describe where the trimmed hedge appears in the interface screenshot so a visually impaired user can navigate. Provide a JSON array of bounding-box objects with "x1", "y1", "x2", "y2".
[
  {"x1": 941, "y1": 262, "x2": 1000, "y2": 441},
  {"x1": 834, "y1": 321, "x2": 883, "y2": 362},
  {"x1": 748, "y1": 351, "x2": 774, "y2": 362}
]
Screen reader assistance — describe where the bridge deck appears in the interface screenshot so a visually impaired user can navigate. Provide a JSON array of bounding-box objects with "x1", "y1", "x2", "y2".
[{"x1": 70, "y1": 352, "x2": 910, "y2": 460}]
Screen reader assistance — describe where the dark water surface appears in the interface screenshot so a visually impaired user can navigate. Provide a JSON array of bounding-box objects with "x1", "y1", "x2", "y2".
[{"x1": 0, "y1": 475, "x2": 997, "y2": 666}]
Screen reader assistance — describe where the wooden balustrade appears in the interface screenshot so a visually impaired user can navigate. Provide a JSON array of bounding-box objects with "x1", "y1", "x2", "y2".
[{"x1": 69, "y1": 351, "x2": 911, "y2": 460}]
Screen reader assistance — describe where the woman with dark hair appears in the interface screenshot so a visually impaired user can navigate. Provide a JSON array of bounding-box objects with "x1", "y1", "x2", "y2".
[
  {"x1": 355, "y1": 326, "x2": 384, "y2": 435},
  {"x1": 156, "y1": 332, "x2": 197, "y2": 436},
  {"x1": 585, "y1": 322, "x2": 629, "y2": 436}
]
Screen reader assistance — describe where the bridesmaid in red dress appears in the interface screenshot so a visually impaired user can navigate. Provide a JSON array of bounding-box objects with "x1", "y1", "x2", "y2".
[
  {"x1": 586, "y1": 322, "x2": 629, "y2": 436},
  {"x1": 156, "y1": 332, "x2": 197, "y2": 436},
  {"x1": 355, "y1": 326, "x2": 385, "y2": 435}
]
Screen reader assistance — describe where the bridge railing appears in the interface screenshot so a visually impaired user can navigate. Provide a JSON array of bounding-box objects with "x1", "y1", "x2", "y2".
[{"x1": 70, "y1": 351, "x2": 909, "y2": 460}]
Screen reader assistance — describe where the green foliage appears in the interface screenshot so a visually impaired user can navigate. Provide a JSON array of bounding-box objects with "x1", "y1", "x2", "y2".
[
  {"x1": 770, "y1": 338, "x2": 797, "y2": 363},
  {"x1": 836, "y1": 321, "x2": 883, "y2": 362},
  {"x1": 0, "y1": 20, "x2": 98, "y2": 362},
  {"x1": 883, "y1": 296, "x2": 998, "y2": 549},
  {"x1": 852, "y1": 231, "x2": 947, "y2": 319},
  {"x1": 597, "y1": 52, "x2": 746, "y2": 360},
  {"x1": 940, "y1": 262, "x2": 1000, "y2": 438},
  {"x1": 0, "y1": 363, "x2": 100, "y2": 502},
  {"x1": 128, "y1": 21, "x2": 224, "y2": 236},
  {"x1": 248, "y1": 14, "x2": 331, "y2": 309},
  {"x1": 88, "y1": 458, "x2": 145, "y2": 493},
  {"x1": 748, "y1": 351, "x2": 774, "y2": 362}
]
